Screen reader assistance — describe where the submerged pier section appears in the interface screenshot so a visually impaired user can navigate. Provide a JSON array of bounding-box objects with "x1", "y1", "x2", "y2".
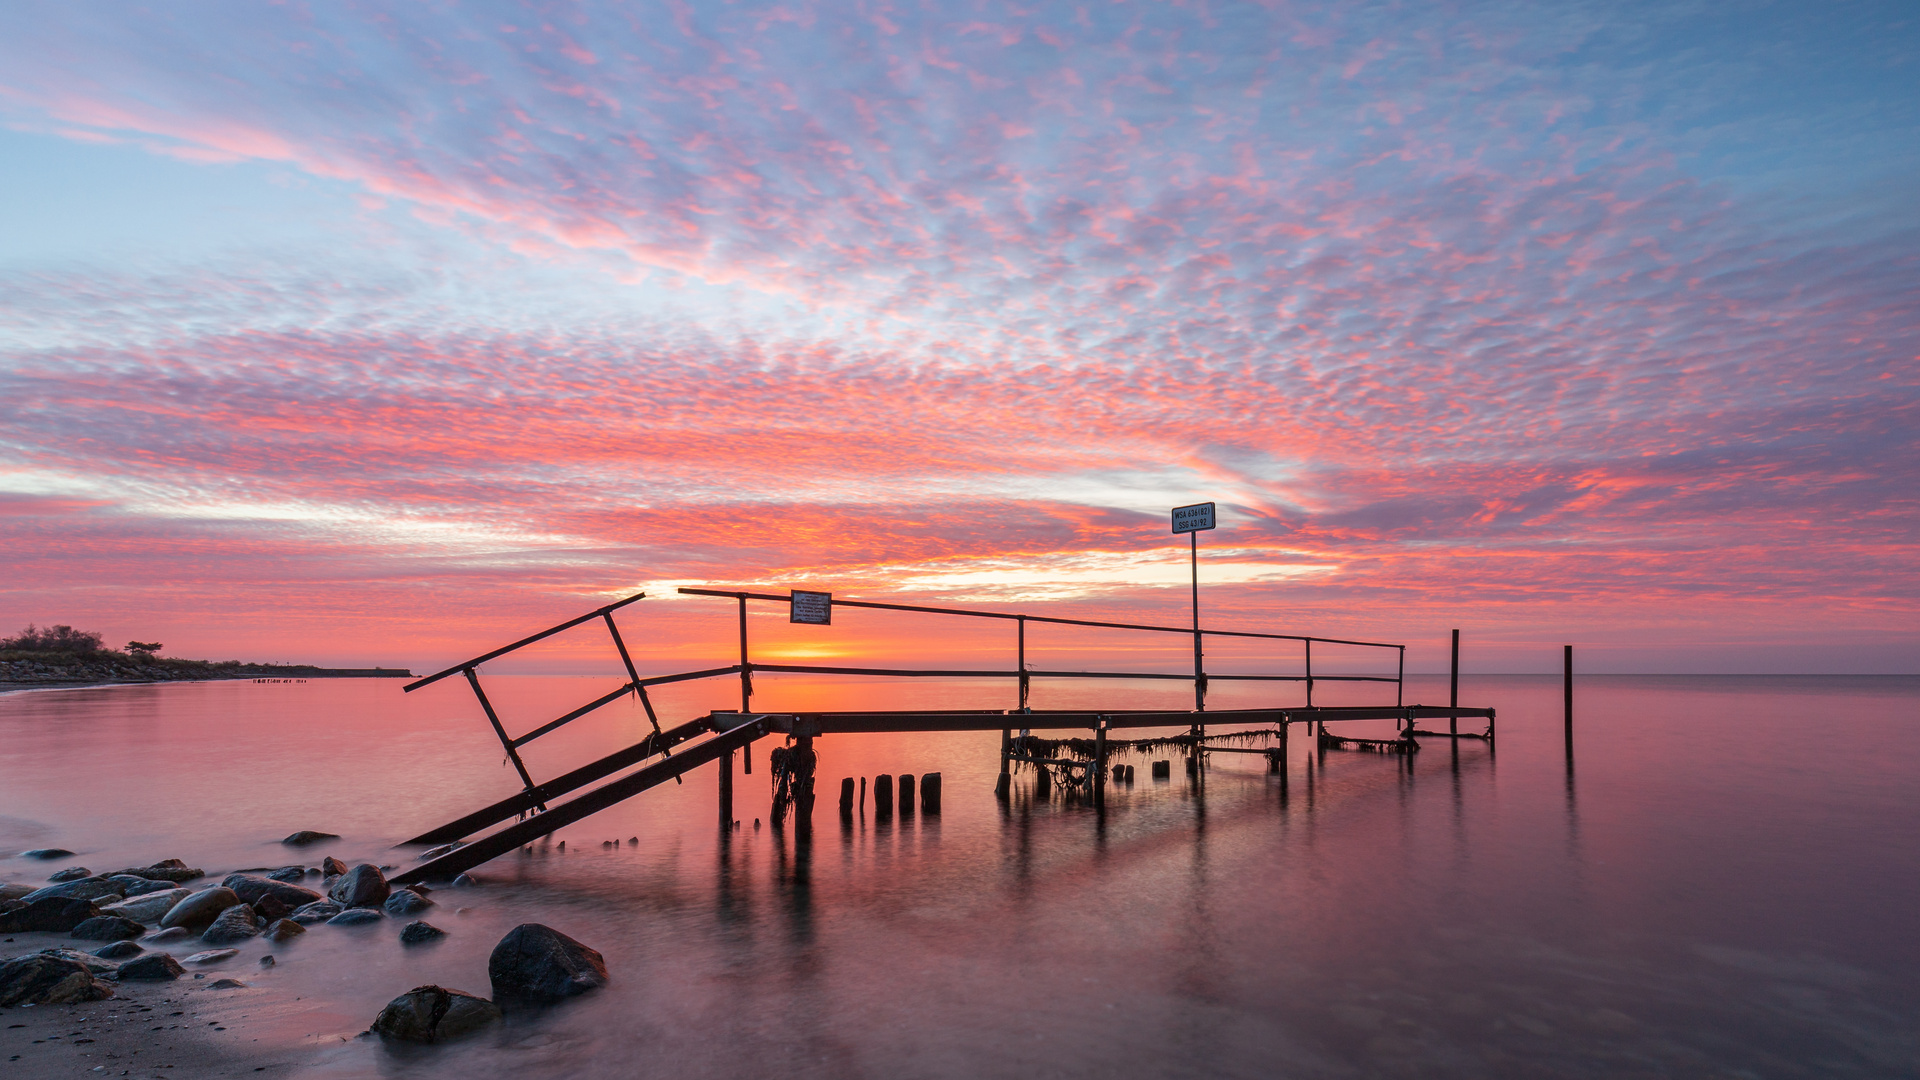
[{"x1": 390, "y1": 590, "x2": 1494, "y2": 885}]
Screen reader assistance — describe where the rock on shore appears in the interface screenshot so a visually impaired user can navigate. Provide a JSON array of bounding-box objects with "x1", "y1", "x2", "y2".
[
  {"x1": 0, "y1": 953, "x2": 115, "y2": 1005},
  {"x1": 488, "y1": 924, "x2": 608, "y2": 1003},
  {"x1": 328, "y1": 864, "x2": 390, "y2": 908},
  {"x1": 160, "y1": 886, "x2": 240, "y2": 930},
  {"x1": 223, "y1": 872, "x2": 322, "y2": 908},
  {"x1": 370, "y1": 985, "x2": 501, "y2": 1043}
]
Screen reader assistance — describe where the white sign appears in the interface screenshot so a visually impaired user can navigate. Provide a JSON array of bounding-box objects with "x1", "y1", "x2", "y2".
[
  {"x1": 790, "y1": 590, "x2": 832, "y2": 625},
  {"x1": 1171, "y1": 502, "x2": 1216, "y2": 534}
]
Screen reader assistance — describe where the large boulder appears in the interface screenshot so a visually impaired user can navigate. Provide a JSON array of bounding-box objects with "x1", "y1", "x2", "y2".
[
  {"x1": 283, "y1": 830, "x2": 339, "y2": 846},
  {"x1": 101, "y1": 888, "x2": 191, "y2": 924},
  {"x1": 328, "y1": 864, "x2": 390, "y2": 908},
  {"x1": 112, "y1": 859, "x2": 203, "y2": 883},
  {"x1": 0, "y1": 954, "x2": 114, "y2": 1005},
  {"x1": 223, "y1": 874, "x2": 322, "y2": 909},
  {"x1": 117, "y1": 953, "x2": 186, "y2": 981},
  {"x1": 370, "y1": 985, "x2": 501, "y2": 1043},
  {"x1": 200, "y1": 905, "x2": 263, "y2": 944},
  {"x1": 0, "y1": 896, "x2": 104, "y2": 933},
  {"x1": 0, "y1": 882, "x2": 35, "y2": 901},
  {"x1": 160, "y1": 886, "x2": 240, "y2": 930},
  {"x1": 22, "y1": 876, "x2": 125, "y2": 903},
  {"x1": 70, "y1": 915, "x2": 145, "y2": 941},
  {"x1": 35, "y1": 947, "x2": 119, "y2": 974},
  {"x1": 488, "y1": 924, "x2": 608, "y2": 1003}
]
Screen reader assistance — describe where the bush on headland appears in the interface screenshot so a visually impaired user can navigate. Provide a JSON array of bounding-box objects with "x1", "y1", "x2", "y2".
[
  {"x1": 0, "y1": 623, "x2": 411, "y2": 685},
  {"x1": 0, "y1": 623, "x2": 105, "y2": 653}
]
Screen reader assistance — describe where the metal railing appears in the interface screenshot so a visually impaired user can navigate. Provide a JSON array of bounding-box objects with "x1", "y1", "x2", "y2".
[{"x1": 404, "y1": 587, "x2": 1405, "y2": 806}]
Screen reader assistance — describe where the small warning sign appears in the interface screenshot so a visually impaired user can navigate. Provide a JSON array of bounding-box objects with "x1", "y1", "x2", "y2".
[
  {"x1": 790, "y1": 590, "x2": 832, "y2": 625},
  {"x1": 1171, "y1": 502, "x2": 1216, "y2": 534}
]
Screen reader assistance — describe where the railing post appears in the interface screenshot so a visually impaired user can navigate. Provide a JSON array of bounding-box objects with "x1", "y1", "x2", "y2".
[
  {"x1": 464, "y1": 668, "x2": 544, "y2": 809},
  {"x1": 1305, "y1": 638, "x2": 1313, "y2": 707},
  {"x1": 738, "y1": 594, "x2": 752, "y2": 775},
  {"x1": 1017, "y1": 616, "x2": 1030, "y2": 710},
  {"x1": 1396, "y1": 646, "x2": 1405, "y2": 707}
]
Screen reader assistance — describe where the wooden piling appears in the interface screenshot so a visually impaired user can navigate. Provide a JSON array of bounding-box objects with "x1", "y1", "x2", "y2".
[
  {"x1": 1450, "y1": 628, "x2": 1460, "y2": 736},
  {"x1": 921, "y1": 772, "x2": 941, "y2": 813},
  {"x1": 996, "y1": 726, "x2": 1012, "y2": 799},
  {"x1": 1151, "y1": 759, "x2": 1170, "y2": 779},
  {"x1": 898, "y1": 773, "x2": 916, "y2": 816},
  {"x1": 1094, "y1": 721, "x2": 1108, "y2": 809},
  {"x1": 839, "y1": 777, "x2": 854, "y2": 815},
  {"x1": 793, "y1": 735, "x2": 815, "y2": 837},
  {"x1": 1563, "y1": 644, "x2": 1574, "y2": 759},
  {"x1": 859, "y1": 775, "x2": 867, "y2": 813},
  {"x1": 1034, "y1": 765, "x2": 1051, "y2": 799},
  {"x1": 718, "y1": 748, "x2": 734, "y2": 829},
  {"x1": 874, "y1": 773, "x2": 894, "y2": 816}
]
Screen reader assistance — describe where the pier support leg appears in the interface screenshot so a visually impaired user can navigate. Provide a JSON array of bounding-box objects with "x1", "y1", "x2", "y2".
[
  {"x1": 1563, "y1": 645, "x2": 1574, "y2": 765},
  {"x1": 719, "y1": 748, "x2": 734, "y2": 829},
  {"x1": 793, "y1": 735, "x2": 816, "y2": 839},
  {"x1": 1094, "y1": 722, "x2": 1108, "y2": 810},
  {"x1": 996, "y1": 727, "x2": 1011, "y2": 799}
]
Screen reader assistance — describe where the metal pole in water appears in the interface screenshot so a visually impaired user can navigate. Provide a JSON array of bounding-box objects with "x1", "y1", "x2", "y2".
[
  {"x1": 1191, "y1": 529, "x2": 1204, "y2": 717},
  {"x1": 738, "y1": 595, "x2": 752, "y2": 775},
  {"x1": 1450, "y1": 629, "x2": 1460, "y2": 736}
]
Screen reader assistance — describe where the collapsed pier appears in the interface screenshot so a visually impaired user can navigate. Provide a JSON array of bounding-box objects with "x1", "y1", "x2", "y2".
[{"x1": 390, "y1": 589, "x2": 1494, "y2": 885}]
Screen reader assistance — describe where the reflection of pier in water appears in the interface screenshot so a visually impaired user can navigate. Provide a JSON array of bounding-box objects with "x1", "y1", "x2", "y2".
[{"x1": 390, "y1": 589, "x2": 1495, "y2": 886}]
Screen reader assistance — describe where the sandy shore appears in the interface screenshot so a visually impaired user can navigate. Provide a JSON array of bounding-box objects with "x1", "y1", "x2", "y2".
[{"x1": 1, "y1": 929, "x2": 363, "y2": 1078}]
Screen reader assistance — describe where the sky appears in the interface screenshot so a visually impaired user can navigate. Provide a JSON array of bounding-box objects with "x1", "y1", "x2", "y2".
[{"x1": 1, "y1": 0, "x2": 1915, "y2": 677}]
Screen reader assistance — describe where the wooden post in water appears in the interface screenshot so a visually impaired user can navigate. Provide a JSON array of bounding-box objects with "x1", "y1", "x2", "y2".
[
  {"x1": 921, "y1": 772, "x2": 941, "y2": 813},
  {"x1": 1563, "y1": 644, "x2": 1574, "y2": 761},
  {"x1": 873, "y1": 773, "x2": 894, "y2": 817},
  {"x1": 1093, "y1": 720, "x2": 1108, "y2": 810},
  {"x1": 996, "y1": 727, "x2": 1012, "y2": 799},
  {"x1": 718, "y1": 749, "x2": 733, "y2": 829},
  {"x1": 898, "y1": 773, "x2": 915, "y2": 817},
  {"x1": 1450, "y1": 629, "x2": 1460, "y2": 736},
  {"x1": 839, "y1": 777, "x2": 854, "y2": 817},
  {"x1": 793, "y1": 734, "x2": 815, "y2": 837}
]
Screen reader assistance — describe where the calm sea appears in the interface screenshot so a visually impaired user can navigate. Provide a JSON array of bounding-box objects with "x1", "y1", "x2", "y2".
[{"x1": 2, "y1": 673, "x2": 1916, "y2": 1077}]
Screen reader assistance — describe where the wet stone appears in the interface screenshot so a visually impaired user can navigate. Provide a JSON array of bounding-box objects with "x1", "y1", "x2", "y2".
[
  {"x1": 117, "y1": 952, "x2": 186, "y2": 981},
  {"x1": 199, "y1": 905, "x2": 262, "y2": 945},
  {"x1": 112, "y1": 860, "x2": 203, "y2": 883},
  {"x1": 289, "y1": 900, "x2": 342, "y2": 924},
  {"x1": 267, "y1": 866, "x2": 307, "y2": 882},
  {"x1": 264, "y1": 918, "x2": 305, "y2": 943},
  {"x1": 48, "y1": 866, "x2": 92, "y2": 882},
  {"x1": 327, "y1": 864, "x2": 390, "y2": 908},
  {"x1": 283, "y1": 830, "x2": 340, "y2": 846},
  {"x1": 143, "y1": 926, "x2": 191, "y2": 943},
  {"x1": 19, "y1": 848, "x2": 75, "y2": 859},
  {"x1": 488, "y1": 923, "x2": 608, "y2": 1003},
  {"x1": 90, "y1": 939, "x2": 143, "y2": 959},
  {"x1": 160, "y1": 886, "x2": 240, "y2": 930},
  {"x1": 0, "y1": 953, "x2": 114, "y2": 1005},
  {"x1": 371, "y1": 984, "x2": 501, "y2": 1043},
  {"x1": 108, "y1": 875, "x2": 179, "y2": 897},
  {"x1": 321, "y1": 856, "x2": 348, "y2": 877},
  {"x1": 183, "y1": 948, "x2": 239, "y2": 964},
  {"x1": 209, "y1": 977, "x2": 248, "y2": 989},
  {"x1": 383, "y1": 889, "x2": 432, "y2": 916},
  {"x1": 327, "y1": 908, "x2": 384, "y2": 927},
  {"x1": 399, "y1": 921, "x2": 446, "y2": 945},
  {"x1": 223, "y1": 873, "x2": 322, "y2": 909},
  {"x1": 69, "y1": 916, "x2": 146, "y2": 942},
  {"x1": 1, "y1": 896, "x2": 104, "y2": 933}
]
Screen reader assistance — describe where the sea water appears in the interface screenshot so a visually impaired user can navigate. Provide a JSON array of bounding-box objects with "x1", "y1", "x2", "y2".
[{"x1": 1, "y1": 673, "x2": 1916, "y2": 1077}]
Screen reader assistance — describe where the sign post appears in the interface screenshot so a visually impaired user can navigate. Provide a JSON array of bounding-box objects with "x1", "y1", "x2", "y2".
[
  {"x1": 790, "y1": 590, "x2": 832, "y2": 625},
  {"x1": 1171, "y1": 502, "x2": 1215, "y2": 713}
]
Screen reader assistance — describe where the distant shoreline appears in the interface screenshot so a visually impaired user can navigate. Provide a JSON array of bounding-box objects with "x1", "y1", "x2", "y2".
[{"x1": 0, "y1": 653, "x2": 412, "y2": 689}]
